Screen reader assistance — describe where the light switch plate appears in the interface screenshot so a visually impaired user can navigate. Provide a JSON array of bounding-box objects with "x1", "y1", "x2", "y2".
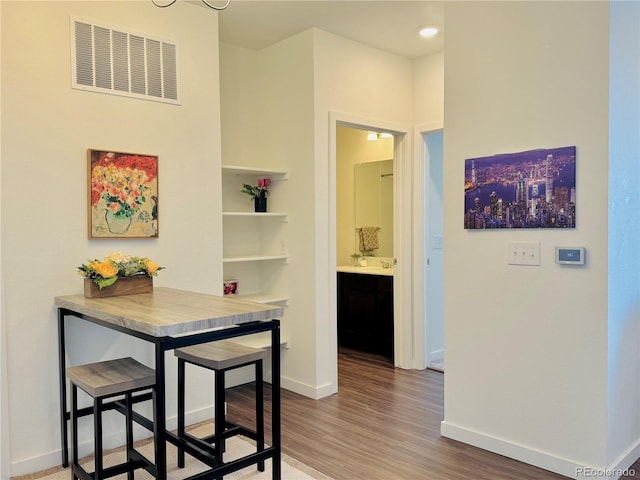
[{"x1": 508, "y1": 241, "x2": 541, "y2": 266}]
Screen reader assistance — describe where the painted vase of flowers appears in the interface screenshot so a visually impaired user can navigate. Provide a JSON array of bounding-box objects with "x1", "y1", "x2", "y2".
[
  {"x1": 241, "y1": 178, "x2": 271, "y2": 213},
  {"x1": 105, "y1": 209, "x2": 132, "y2": 234},
  {"x1": 89, "y1": 151, "x2": 158, "y2": 238}
]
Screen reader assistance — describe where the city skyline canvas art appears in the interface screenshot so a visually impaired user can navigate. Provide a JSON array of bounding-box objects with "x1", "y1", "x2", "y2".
[{"x1": 464, "y1": 146, "x2": 576, "y2": 229}]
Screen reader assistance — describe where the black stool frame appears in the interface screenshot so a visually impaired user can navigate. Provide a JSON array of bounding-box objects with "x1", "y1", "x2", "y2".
[
  {"x1": 57, "y1": 296, "x2": 282, "y2": 480},
  {"x1": 69, "y1": 382, "x2": 157, "y2": 480},
  {"x1": 176, "y1": 356, "x2": 265, "y2": 473}
]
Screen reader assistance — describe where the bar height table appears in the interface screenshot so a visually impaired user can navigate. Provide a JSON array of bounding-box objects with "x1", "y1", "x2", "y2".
[{"x1": 55, "y1": 287, "x2": 283, "y2": 480}]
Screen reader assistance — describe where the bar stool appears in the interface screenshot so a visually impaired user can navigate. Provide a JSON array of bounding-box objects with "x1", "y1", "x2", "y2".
[
  {"x1": 66, "y1": 357, "x2": 156, "y2": 480},
  {"x1": 175, "y1": 340, "x2": 266, "y2": 471}
]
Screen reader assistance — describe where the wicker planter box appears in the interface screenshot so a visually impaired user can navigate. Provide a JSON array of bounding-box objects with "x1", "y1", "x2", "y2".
[{"x1": 84, "y1": 276, "x2": 153, "y2": 298}]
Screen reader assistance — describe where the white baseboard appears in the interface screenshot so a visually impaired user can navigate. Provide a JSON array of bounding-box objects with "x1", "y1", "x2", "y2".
[
  {"x1": 441, "y1": 420, "x2": 582, "y2": 478},
  {"x1": 281, "y1": 376, "x2": 336, "y2": 399},
  {"x1": 606, "y1": 439, "x2": 640, "y2": 480},
  {"x1": 11, "y1": 417, "x2": 170, "y2": 477},
  {"x1": 441, "y1": 421, "x2": 640, "y2": 480},
  {"x1": 428, "y1": 349, "x2": 444, "y2": 363}
]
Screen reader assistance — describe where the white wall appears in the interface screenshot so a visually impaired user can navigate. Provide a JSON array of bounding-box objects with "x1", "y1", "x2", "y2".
[
  {"x1": 220, "y1": 31, "x2": 318, "y2": 396},
  {"x1": 412, "y1": 51, "x2": 445, "y2": 369},
  {"x1": 255, "y1": 30, "x2": 317, "y2": 394},
  {"x1": 0, "y1": 4, "x2": 7, "y2": 477},
  {"x1": 221, "y1": 28, "x2": 414, "y2": 395},
  {"x1": 313, "y1": 28, "x2": 414, "y2": 382},
  {"x1": 441, "y1": 1, "x2": 615, "y2": 477},
  {"x1": 413, "y1": 51, "x2": 444, "y2": 128},
  {"x1": 607, "y1": 0, "x2": 640, "y2": 469},
  {"x1": 1, "y1": 1, "x2": 222, "y2": 474},
  {"x1": 219, "y1": 43, "x2": 261, "y2": 165}
]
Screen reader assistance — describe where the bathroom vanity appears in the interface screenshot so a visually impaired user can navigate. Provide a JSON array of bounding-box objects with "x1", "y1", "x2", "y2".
[{"x1": 337, "y1": 267, "x2": 393, "y2": 358}]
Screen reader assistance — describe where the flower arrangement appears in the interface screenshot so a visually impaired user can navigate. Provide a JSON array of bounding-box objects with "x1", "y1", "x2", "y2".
[
  {"x1": 241, "y1": 178, "x2": 271, "y2": 199},
  {"x1": 78, "y1": 251, "x2": 164, "y2": 289},
  {"x1": 90, "y1": 153, "x2": 158, "y2": 220}
]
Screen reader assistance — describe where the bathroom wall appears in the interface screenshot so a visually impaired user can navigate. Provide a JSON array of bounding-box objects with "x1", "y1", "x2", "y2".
[
  {"x1": 354, "y1": 159, "x2": 393, "y2": 258},
  {"x1": 336, "y1": 126, "x2": 393, "y2": 265}
]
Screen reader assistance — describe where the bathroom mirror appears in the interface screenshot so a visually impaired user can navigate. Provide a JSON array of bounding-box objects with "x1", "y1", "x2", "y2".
[{"x1": 354, "y1": 159, "x2": 393, "y2": 257}]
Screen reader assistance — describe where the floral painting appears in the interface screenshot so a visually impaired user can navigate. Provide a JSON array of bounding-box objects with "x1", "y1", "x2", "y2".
[{"x1": 88, "y1": 149, "x2": 159, "y2": 238}]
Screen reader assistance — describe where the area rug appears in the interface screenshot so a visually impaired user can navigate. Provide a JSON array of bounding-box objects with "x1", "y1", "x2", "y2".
[{"x1": 19, "y1": 424, "x2": 332, "y2": 480}]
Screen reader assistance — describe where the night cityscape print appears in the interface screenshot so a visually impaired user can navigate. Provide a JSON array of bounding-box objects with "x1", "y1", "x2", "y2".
[{"x1": 464, "y1": 146, "x2": 576, "y2": 229}]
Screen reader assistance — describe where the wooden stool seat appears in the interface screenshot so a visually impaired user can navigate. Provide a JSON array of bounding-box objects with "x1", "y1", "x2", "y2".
[
  {"x1": 175, "y1": 341, "x2": 266, "y2": 370},
  {"x1": 67, "y1": 357, "x2": 156, "y2": 480},
  {"x1": 67, "y1": 357, "x2": 155, "y2": 397},
  {"x1": 175, "y1": 340, "x2": 266, "y2": 471}
]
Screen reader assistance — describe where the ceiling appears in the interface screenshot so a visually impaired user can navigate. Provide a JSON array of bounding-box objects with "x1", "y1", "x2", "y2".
[{"x1": 214, "y1": 1, "x2": 445, "y2": 59}]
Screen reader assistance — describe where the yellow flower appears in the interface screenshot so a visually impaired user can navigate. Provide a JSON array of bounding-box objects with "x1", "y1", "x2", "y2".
[
  {"x1": 144, "y1": 258, "x2": 160, "y2": 275},
  {"x1": 93, "y1": 261, "x2": 118, "y2": 278},
  {"x1": 78, "y1": 252, "x2": 163, "y2": 287}
]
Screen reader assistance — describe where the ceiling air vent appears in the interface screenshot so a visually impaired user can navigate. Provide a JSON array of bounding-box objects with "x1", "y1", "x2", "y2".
[{"x1": 70, "y1": 15, "x2": 180, "y2": 105}]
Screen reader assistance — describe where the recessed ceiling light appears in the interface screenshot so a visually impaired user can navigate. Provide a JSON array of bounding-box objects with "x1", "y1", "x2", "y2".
[{"x1": 419, "y1": 27, "x2": 439, "y2": 38}]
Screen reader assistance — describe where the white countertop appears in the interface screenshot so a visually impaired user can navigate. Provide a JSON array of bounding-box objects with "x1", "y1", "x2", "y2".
[{"x1": 337, "y1": 265, "x2": 394, "y2": 276}]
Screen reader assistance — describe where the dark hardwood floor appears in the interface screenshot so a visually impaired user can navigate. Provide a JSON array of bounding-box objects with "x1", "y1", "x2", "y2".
[{"x1": 226, "y1": 348, "x2": 640, "y2": 480}]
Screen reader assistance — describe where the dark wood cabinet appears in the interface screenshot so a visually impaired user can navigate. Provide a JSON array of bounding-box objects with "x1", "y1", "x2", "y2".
[{"x1": 337, "y1": 272, "x2": 393, "y2": 357}]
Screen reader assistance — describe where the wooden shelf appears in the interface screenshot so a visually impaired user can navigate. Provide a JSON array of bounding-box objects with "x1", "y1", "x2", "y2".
[
  {"x1": 222, "y1": 163, "x2": 290, "y2": 345},
  {"x1": 240, "y1": 294, "x2": 289, "y2": 306},
  {"x1": 223, "y1": 254, "x2": 288, "y2": 263}
]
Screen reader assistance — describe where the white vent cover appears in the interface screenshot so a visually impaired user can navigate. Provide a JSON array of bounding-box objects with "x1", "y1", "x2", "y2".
[{"x1": 70, "y1": 15, "x2": 180, "y2": 105}]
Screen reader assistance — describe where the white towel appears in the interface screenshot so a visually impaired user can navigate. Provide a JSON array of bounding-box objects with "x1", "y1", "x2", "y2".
[{"x1": 358, "y1": 227, "x2": 380, "y2": 252}]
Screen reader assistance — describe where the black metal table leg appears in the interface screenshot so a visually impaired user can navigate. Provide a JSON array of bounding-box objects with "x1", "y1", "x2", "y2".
[
  {"x1": 154, "y1": 342, "x2": 167, "y2": 480},
  {"x1": 177, "y1": 357, "x2": 186, "y2": 468},
  {"x1": 271, "y1": 321, "x2": 281, "y2": 480},
  {"x1": 57, "y1": 309, "x2": 68, "y2": 467}
]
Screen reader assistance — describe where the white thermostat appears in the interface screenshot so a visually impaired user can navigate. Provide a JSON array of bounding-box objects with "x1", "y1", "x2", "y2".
[{"x1": 555, "y1": 247, "x2": 585, "y2": 265}]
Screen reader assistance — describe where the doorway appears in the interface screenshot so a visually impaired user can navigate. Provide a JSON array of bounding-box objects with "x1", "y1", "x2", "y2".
[
  {"x1": 336, "y1": 125, "x2": 394, "y2": 361},
  {"x1": 423, "y1": 129, "x2": 444, "y2": 371},
  {"x1": 329, "y1": 113, "x2": 414, "y2": 376}
]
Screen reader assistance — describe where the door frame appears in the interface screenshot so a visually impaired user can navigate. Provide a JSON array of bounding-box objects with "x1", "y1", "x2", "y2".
[{"x1": 329, "y1": 112, "x2": 413, "y2": 372}]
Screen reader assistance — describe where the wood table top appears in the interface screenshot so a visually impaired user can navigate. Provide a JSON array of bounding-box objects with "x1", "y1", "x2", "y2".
[{"x1": 55, "y1": 287, "x2": 284, "y2": 337}]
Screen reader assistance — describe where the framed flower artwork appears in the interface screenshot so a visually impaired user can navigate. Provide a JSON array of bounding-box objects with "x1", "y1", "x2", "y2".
[{"x1": 88, "y1": 149, "x2": 159, "y2": 239}]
